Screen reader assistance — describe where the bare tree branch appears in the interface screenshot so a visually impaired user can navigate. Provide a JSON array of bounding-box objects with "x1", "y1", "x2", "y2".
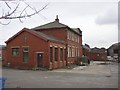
[
  {"x1": 5, "y1": 1, "x2": 11, "y2": 9},
  {"x1": 0, "y1": 3, "x2": 20, "y2": 19},
  {"x1": 23, "y1": 1, "x2": 35, "y2": 11},
  {"x1": 0, "y1": 20, "x2": 11, "y2": 25},
  {"x1": 19, "y1": 4, "x2": 29, "y2": 23},
  {"x1": 0, "y1": 1, "x2": 49, "y2": 25},
  {"x1": 0, "y1": 4, "x2": 48, "y2": 19}
]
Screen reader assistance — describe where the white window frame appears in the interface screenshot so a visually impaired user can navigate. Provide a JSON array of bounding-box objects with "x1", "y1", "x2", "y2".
[
  {"x1": 75, "y1": 35, "x2": 77, "y2": 42},
  {"x1": 76, "y1": 47, "x2": 78, "y2": 56},
  {"x1": 68, "y1": 46, "x2": 70, "y2": 57},
  {"x1": 77, "y1": 36, "x2": 79, "y2": 43},
  {"x1": 72, "y1": 33, "x2": 74, "y2": 41},
  {"x1": 78, "y1": 48, "x2": 79, "y2": 57},
  {"x1": 72, "y1": 46, "x2": 75, "y2": 57}
]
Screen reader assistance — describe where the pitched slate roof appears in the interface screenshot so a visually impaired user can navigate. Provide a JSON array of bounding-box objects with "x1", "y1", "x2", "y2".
[
  {"x1": 32, "y1": 21, "x2": 68, "y2": 30},
  {"x1": 82, "y1": 45, "x2": 91, "y2": 51},
  {"x1": 108, "y1": 42, "x2": 119, "y2": 50},
  {"x1": 32, "y1": 16, "x2": 82, "y2": 35},
  {"x1": 91, "y1": 47, "x2": 107, "y2": 53}
]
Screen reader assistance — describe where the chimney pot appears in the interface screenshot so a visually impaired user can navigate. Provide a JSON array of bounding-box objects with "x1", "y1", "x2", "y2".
[{"x1": 55, "y1": 15, "x2": 59, "y2": 22}]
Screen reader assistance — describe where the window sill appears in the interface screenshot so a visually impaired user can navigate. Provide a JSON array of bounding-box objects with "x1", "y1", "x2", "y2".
[
  {"x1": 23, "y1": 62, "x2": 28, "y2": 64},
  {"x1": 55, "y1": 61, "x2": 58, "y2": 63},
  {"x1": 12, "y1": 55, "x2": 20, "y2": 57}
]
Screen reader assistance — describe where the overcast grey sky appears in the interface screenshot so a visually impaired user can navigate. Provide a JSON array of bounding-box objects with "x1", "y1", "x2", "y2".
[{"x1": 0, "y1": 0, "x2": 119, "y2": 48}]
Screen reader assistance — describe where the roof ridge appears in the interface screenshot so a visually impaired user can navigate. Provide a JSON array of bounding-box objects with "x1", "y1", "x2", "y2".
[{"x1": 32, "y1": 20, "x2": 68, "y2": 30}]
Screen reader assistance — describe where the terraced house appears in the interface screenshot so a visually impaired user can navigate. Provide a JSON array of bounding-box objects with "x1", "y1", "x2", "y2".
[{"x1": 3, "y1": 16, "x2": 82, "y2": 69}]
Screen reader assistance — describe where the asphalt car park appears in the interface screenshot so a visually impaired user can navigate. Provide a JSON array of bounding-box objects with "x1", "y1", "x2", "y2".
[{"x1": 2, "y1": 61, "x2": 118, "y2": 88}]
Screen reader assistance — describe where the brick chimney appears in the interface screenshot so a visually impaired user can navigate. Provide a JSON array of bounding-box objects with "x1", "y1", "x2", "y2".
[{"x1": 55, "y1": 15, "x2": 59, "y2": 22}]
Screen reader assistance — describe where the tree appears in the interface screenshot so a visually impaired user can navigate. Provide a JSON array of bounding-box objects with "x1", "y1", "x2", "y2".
[{"x1": 0, "y1": 0, "x2": 48, "y2": 25}]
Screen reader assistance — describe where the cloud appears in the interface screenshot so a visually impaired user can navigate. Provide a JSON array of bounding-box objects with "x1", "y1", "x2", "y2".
[{"x1": 95, "y1": 7, "x2": 118, "y2": 25}]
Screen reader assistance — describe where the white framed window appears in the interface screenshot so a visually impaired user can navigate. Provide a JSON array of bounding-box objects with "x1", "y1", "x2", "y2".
[
  {"x1": 75, "y1": 35, "x2": 77, "y2": 42},
  {"x1": 77, "y1": 36, "x2": 79, "y2": 43},
  {"x1": 68, "y1": 46, "x2": 72, "y2": 57},
  {"x1": 67, "y1": 31, "x2": 72, "y2": 40},
  {"x1": 12, "y1": 48, "x2": 19, "y2": 56},
  {"x1": 68, "y1": 47, "x2": 70, "y2": 57},
  {"x1": 72, "y1": 33, "x2": 74, "y2": 41},
  {"x1": 76, "y1": 47, "x2": 78, "y2": 56},
  {"x1": 70, "y1": 47, "x2": 71, "y2": 57},
  {"x1": 23, "y1": 47, "x2": 29, "y2": 63},
  {"x1": 78, "y1": 48, "x2": 79, "y2": 57},
  {"x1": 67, "y1": 31, "x2": 70, "y2": 40},
  {"x1": 72, "y1": 47, "x2": 75, "y2": 57}
]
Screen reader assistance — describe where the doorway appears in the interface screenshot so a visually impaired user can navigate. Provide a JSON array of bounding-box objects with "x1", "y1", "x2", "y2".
[{"x1": 37, "y1": 53, "x2": 43, "y2": 67}]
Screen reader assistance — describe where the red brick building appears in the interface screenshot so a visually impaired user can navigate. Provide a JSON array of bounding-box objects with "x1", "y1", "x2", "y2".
[
  {"x1": 90, "y1": 47, "x2": 107, "y2": 61},
  {"x1": 90, "y1": 52, "x2": 107, "y2": 61},
  {"x1": 3, "y1": 16, "x2": 82, "y2": 69},
  {"x1": 82, "y1": 44, "x2": 107, "y2": 61}
]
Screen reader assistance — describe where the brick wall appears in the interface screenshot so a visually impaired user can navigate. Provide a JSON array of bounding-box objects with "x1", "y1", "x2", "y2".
[
  {"x1": 90, "y1": 52, "x2": 107, "y2": 61},
  {"x1": 36, "y1": 28, "x2": 67, "y2": 41},
  {"x1": 4, "y1": 31, "x2": 49, "y2": 69}
]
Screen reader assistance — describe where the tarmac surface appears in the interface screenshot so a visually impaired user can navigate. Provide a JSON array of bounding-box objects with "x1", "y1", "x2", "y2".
[{"x1": 1, "y1": 61, "x2": 119, "y2": 88}]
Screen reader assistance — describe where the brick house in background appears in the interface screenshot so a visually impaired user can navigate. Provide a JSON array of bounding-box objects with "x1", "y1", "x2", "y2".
[
  {"x1": 90, "y1": 47, "x2": 107, "y2": 61},
  {"x1": 82, "y1": 44, "x2": 107, "y2": 61},
  {"x1": 3, "y1": 16, "x2": 82, "y2": 69}
]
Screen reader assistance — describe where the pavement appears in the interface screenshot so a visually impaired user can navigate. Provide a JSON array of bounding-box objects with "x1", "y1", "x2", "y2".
[
  {"x1": 52, "y1": 61, "x2": 112, "y2": 76},
  {"x1": 2, "y1": 61, "x2": 119, "y2": 88}
]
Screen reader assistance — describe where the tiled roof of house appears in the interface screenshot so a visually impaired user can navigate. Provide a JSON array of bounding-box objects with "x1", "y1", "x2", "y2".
[
  {"x1": 91, "y1": 47, "x2": 107, "y2": 53},
  {"x1": 32, "y1": 16, "x2": 82, "y2": 35},
  {"x1": 32, "y1": 21, "x2": 68, "y2": 30},
  {"x1": 82, "y1": 44, "x2": 91, "y2": 51},
  {"x1": 108, "y1": 42, "x2": 120, "y2": 50}
]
